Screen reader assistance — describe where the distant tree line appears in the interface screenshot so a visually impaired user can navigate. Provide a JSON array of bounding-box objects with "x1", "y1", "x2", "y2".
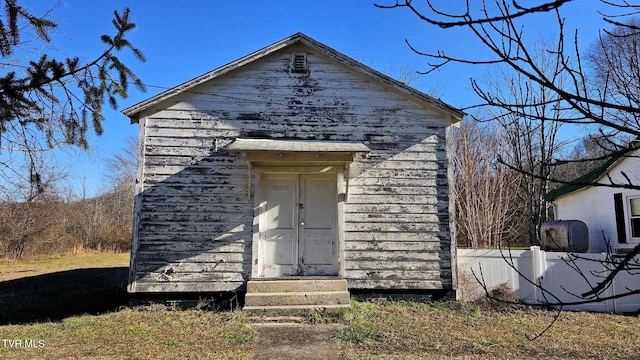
[{"x1": 0, "y1": 138, "x2": 136, "y2": 259}]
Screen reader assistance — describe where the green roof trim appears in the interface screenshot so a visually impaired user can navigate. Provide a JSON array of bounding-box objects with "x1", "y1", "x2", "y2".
[
  {"x1": 544, "y1": 140, "x2": 639, "y2": 201},
  {"x1": 543, "y1": 156, "x2": 619, "y2": 201}
]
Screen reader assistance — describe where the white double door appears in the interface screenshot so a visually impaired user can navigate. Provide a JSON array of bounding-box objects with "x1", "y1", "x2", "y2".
[{"x1": 260, "y1": 173, "x2": 337, "y2": 277}]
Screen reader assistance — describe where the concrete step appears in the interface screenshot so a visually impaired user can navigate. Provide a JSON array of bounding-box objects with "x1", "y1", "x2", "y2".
[
  {"x1": 247, "y1": 278, "x2": 348, "y2": 293},
  {"x1": 245, "y1": 290, "x2": 350, "y2": 307},
  {"x1": 243, "y1": 304, "x2": 351, "y2": 315},
  {"x1": 244, "y1": 278, "x2": 351, "y2": 312}
]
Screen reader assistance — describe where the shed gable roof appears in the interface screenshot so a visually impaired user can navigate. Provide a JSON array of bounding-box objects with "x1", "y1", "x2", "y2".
[{"x1": 122, "y1": 32, "x2": 465, "y2": 123}]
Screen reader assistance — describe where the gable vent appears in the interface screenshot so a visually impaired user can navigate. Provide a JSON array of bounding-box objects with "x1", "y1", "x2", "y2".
[{"x1": 291, "y1": 53, "x2": 307, "y2": 73}]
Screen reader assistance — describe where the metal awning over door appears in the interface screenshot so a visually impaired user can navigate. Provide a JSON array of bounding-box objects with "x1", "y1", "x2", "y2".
[
  {"x1": 227, "y1": 138, "x2": 370, "y2": 153},
  {"x1": 228, "y1": 138, "x2": 370, "y2": 200}
]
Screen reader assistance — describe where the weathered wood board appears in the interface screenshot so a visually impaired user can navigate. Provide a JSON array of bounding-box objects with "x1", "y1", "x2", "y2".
[{"x1": 125, "y1": 34, "x2": 460, "y2": 294}]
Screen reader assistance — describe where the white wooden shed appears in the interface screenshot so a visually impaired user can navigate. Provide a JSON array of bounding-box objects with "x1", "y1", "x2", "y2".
[
  {"x1": 122, "y1": 33, "x2": 464, "y2": 305},
  {"x1": 545, "y1": 147, "x2": 640, "y2": 253}
]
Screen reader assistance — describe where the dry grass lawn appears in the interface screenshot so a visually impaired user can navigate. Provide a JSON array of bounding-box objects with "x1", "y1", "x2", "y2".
[
  {"x1": 0, "y1": 251, "x2": 131, "y2": 325},
  {"x1": 0, "y1": 251, "x2": 129, "y2": 281},
  {"x1": 1, "y1": 252, "x2": 639, "y2": 359},
  {"x1": 338, "y1": 301, "x2": 640, "y2": 359},
  {"x1": 0, "y1": 309, "x2": 257, "y2": 360},
  {"x1": 0, "y1": 252, "x2": 257, "y2": 359}
]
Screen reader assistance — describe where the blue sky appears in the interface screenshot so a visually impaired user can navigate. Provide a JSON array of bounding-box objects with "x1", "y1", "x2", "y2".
[{"x1": 23, "y1": 0, "x2": 606, "y2": 197}]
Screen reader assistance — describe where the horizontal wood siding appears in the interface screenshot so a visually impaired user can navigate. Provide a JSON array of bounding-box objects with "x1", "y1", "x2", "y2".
[{"x1": 131, "y1": 44, "x2": 454, "y2": 293}]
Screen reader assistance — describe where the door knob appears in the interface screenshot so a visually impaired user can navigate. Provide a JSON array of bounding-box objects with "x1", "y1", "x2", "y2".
[{"x1": 300, "y1": 221, "x2": 305, "y2": 226}]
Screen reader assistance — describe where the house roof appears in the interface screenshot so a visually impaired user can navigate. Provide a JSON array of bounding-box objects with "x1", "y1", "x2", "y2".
[
  {"x1": 544, "y1": 141, "x2": 640, "y2": 201},
  {"x1": 122, "y1": 32, "x2": 466, "y2": 123}
]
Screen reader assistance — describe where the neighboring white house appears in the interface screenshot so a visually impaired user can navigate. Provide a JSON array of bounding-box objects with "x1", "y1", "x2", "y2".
[{"x1": 544, "y1": 147, "x2": 640, "y2": 253}]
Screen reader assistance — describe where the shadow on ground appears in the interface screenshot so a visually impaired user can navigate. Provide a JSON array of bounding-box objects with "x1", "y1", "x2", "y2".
[{"x1": 0, "y1": 267, "x2": 129, "y2": 325}]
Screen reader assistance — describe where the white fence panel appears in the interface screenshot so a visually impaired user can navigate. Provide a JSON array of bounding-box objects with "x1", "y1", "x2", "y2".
[
  {"x1": 612, "y1": 263, "x2": 640, "y2": 313},
  {"x1": 457, "y1": 249, "x2": 536, "y2": 302},
  {"x1": 457, "y1": 247, "x2": 640, "y2": 313},
  {"x1": 537, "y1": 251, "x2": 615, "y2": 312}
]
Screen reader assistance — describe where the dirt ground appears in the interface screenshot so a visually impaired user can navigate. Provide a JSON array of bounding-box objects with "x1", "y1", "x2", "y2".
[{"x1": 250, "y1": 323, "x2": 342, "y2": 360}]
